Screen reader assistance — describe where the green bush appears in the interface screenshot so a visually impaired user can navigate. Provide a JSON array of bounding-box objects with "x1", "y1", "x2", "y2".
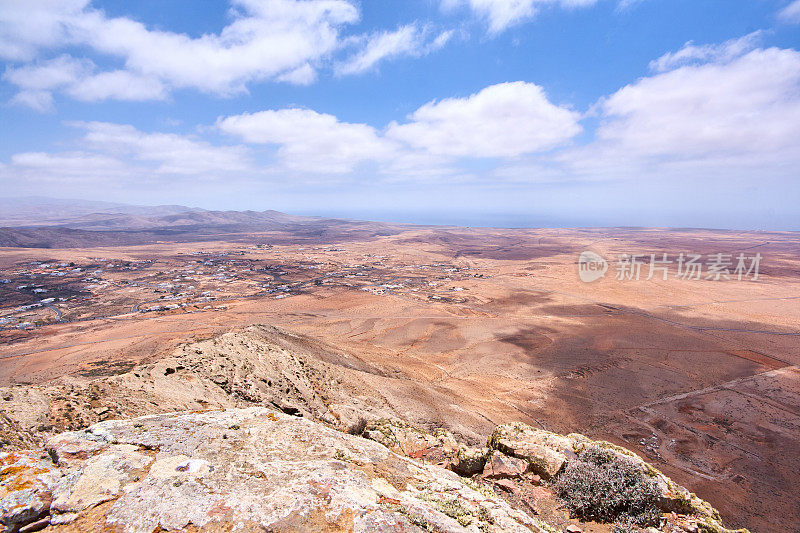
[{"x1": 554, "y1": 445, "x2": 661, "y2": 527}]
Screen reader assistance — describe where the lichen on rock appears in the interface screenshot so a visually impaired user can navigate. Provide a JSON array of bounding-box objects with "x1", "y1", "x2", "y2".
[{"x1": 2, "y1": 408, "x2": 553, "y2": 532}]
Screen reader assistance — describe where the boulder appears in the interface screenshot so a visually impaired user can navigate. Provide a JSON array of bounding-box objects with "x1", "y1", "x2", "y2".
[
  {"x1": 451, "y1": 444, "x2": 489, "y2": 477},
  {"x1": 0, "y1": 451, "x2": 61, "y2": 533},
  {"x1": 482, "y1": 451, "x2": 528, "y2": 479},
  {"x1": 362, "y1": 419, "x2": 458, "y2": 456},
  {"x1": 362, "y1": 419, "x2": 489, "y2": 477},
  {"x1": 488, "y1": 423, "x2": 570, "y2": 479}
]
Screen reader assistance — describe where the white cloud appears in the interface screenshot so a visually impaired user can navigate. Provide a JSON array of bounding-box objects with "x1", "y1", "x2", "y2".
[
  {"x1": 4, "y1": 55, "x2": 89, "y2": 110},
  {"x1": 9, "y1": 90, "x2": 55, "y2": 112},
  {"x1": 65, "y1": 71, "x2": 166, "y2": 102},
  {"x1": 10, "y1": 151, "x2": 130, "y2": 179},
  {"x1": 598, "y1": 47, "x2": 800, "y2": 160},
  {"x1": 68, "y1": 0, "x2": 358, "y2": 95},
  {"x1": 1, "y1": 0, "x2": 408, "y2": 108},
  {"x1": 648, "y1": 31, "x2": 762, "y2": 72},
  {"x1": 3, "y1": 55, "x2": 90, "y2": 90},
  {"x1": 2, "y1": 0, "x2": 458, "y2": 108},
  {"x1": 5, "y1": 150, "x2": 145, "y2": 189},
  {"x1": 442, "y1": 0, "x2": 597, "y2": 34},
  {"x1": 386, "y1": 81, "x2": 582, "y2": 157},
  {"x1": 0, "y1": 121, "x2": 257, "y2": 193},
  {"x1": 218, "y1": 82, "x2": 582, "y2": 175},
  {"x1": 76, "y1": 122, "x2": 252, "y2": 175},
  {"x1": 779, "y1": 0, "x2": 800, "y2": 23},
  {"x1": 0, "y1": 0, "x2": 89, "y2": 61},
  {"x1": 335, "y1": 24, "x2": 453, "y2": 76},
  {"x1": 4, "y1": 37, "x2": 799, "y2": 194},
  {"x1": 217, "y1": 108, "x2": 396, "y2": 173},
  {"x1": 275, "y1": 63, "x2": 317, "y2": 85},
  {"x1": 526, "y1": 41, "x2": 800, "y2": 186},
  {"x1": 616, "y1": 0, "x2": 645, "y2": 9},
  {"x1": 4, "y1": 55, "x2": 166, "y2": 108}
]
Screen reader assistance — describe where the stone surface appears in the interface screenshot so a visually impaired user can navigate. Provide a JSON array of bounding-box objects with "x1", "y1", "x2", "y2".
[
  {"x1": 363, "y1": 418, "x2": 458, "y2": 457},
  {"x1": 488, "y1": 424, "x2": 570, "y2": 479},
  {"x1": 0, "y1": 326, "x2": 417, "y2": 451},
  {"x1": 487, "y1": 422, "x2": 748, "y2": 533},
  {"x1": 482, "y1": 452, "x2": 529, "y2": 480},
  {"x1": 452, "y1": 444, "x2": 489, "y2": 477},
  {"x1": 362, "y1": 419, "x2": 488, "y2": 476},
  {"x1": 5, "y1": 408, "x2": 554, "y2": 532},
  {"x1": 49, "y1": 444, "x2": 152, "y2": 524},
  {"x1": 0, "y1": 412, "x2": 749, "y2": 533},
  {"x1": 0, "y1": 451, "x2": 61, "y2": 533}
]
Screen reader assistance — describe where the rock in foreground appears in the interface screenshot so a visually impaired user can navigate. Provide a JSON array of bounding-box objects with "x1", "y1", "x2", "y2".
[
  {"x1": 1, "y1": 410, "x2": 748, "y2": 533},
  {"x1": 1, "y1": 408, "x2": 550, "y2": 532}
]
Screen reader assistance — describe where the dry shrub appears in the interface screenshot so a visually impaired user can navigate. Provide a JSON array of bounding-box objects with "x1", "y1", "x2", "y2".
[
  {"x1": 554, "y1": 445, "x2": 661, "y2": 528},
  {"x1": 346, "y1": 417, "x2": 368, "y2": 436}
]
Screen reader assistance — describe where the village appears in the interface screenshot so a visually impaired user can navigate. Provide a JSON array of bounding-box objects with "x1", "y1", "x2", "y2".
[{"x1": 0, "y1": 244, "x2": 484, "y2": 335}]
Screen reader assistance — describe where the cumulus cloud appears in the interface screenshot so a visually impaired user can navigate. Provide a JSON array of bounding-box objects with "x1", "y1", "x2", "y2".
[
  {"x1": 217, "y1": 108, "x2": 396, "y2": 173},
  {"x1": 275, "y1": 63, "x2": 317, "y2": 85},
  {"x1": 0, "y1": 121, "x2": 256, "y2": 194},
  {"x1": 335, "y1": 24, "x2": 453, "y2": 76},
  {"x1": 3, "y1": 37, "x2": 799, "y2": 192},
  {"x1": 68, "y1": 0, "x2": 358, "y2": 95},
  {"x1": 386, "y1": 81, "x2": 582, "y2": 157},
  {"x1": 648, "y1": 31, "x2": 762, "y2": 72},
  {"x1": 0, "y1": 0, "x2": 89, "y2": 61},
  {"x1": 9, "y1": 90, "x2": 56, "y2": 113},
  {"x1": 76, "y1": 122, "x2": 252, "y2": 175},
  {"x1": 9, "y1": 151, "x2": 134, "y2": 182},
  {"x1": 528, "y1": 39, "x2": 800, "y2": 186},
  {"x1": 4, "y1": 55, "x2": 91, "y2": 90},
  {"x1": 65, "y1": 71, "x2": 166, "y2": 102},
  {"x1": 217, "y1": 82, "x2": 582, "y2": 175},
  {"x1": 2, "y1": 0, "x2": 455, "y2": 109},
  {"x1": 599, "y1": 47, "x2": 800, "y2": 160},
  {"x1": 442, "y1": 0, "x2": 597, "y2": 33},
  {"x1": 779, "y1": 0, "x2": 800, "y2": 23},
  {"x1": 4, "y1": 56, "x2": 167, "y2": 105}
]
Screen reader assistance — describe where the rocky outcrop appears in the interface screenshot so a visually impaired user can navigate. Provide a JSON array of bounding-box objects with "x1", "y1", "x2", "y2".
[
  {"x1": 482, "y1": 452, "x2": 528, "y2": 480},
  {"x1": 0, "y1": 451, "x2": 60, "y2": 533},
  {"x1": 358, "y1": 421, "x2": 747, "y2": 533},
  {"x1": 361, "y1": 418, "x2": 489, "y2": 477},
  {"x1": 488, "y1": 424, "x2": 571, "y2": 480},
  {"x1": 0, "y1": 410, "x2": 748, "y2": 533},
  {"x1": 486, "y1": 423, "x2": 747, "y2": 533},
  {"x1": 1, "y1": 408, "x2": 554, "y2": 533}
]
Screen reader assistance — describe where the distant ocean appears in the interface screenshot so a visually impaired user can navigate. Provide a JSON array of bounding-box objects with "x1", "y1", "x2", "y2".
[
  {"x1": 296, "y1": 210, "x2": 799, "y2": 231},
  {"x1": 297, "y1": 210, "x2": 607, "y2": 229}
]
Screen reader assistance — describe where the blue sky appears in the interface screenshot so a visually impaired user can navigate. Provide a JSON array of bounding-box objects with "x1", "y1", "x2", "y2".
[{"x1": 1, "y1": 0, "x2": 799, "y2": 229}]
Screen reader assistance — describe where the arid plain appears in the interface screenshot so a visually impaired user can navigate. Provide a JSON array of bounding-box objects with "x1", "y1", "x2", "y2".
[{"x1": 1, "y1": 225, "x2": 798, "y2": 532}]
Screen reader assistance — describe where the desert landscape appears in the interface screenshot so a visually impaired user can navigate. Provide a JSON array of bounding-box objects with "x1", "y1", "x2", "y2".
[
  {"x1": 2, "y1": 1, "x2": 799, "y2": 530},
  {"x1": 0, "y1": 205, "x2": 797, "y2": 532}
]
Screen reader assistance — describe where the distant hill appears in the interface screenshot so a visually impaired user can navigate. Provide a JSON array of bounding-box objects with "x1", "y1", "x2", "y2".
[
  {"x1": 53, "y1": 209, "x2": 317, "y2": 231},
  {"x1": 0, "y1": 196, "x2": 404, "y2": 248},
  {"x1": 0, "y1": 196, "x2": 201, "y2": 227}
]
